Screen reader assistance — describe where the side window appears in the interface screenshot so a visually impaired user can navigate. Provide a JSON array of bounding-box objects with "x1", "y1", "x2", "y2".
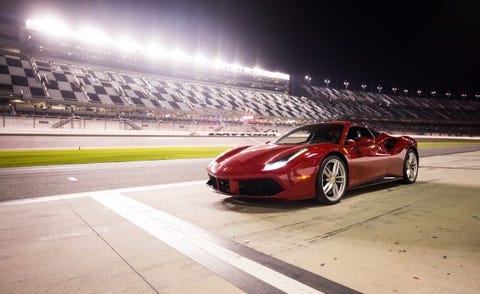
[
  {"x1": 278, "y1": 129, "x2": 312, "y2": 144},
  {"x1": 368, "y1": 128, "x2": 379, "y2": 138},
  {"x1": 346, "y1": 127, "x2": 361, "y2": 141},
  {"x1": 346, "y1": 126, "x2": 373, "y2": 143}
]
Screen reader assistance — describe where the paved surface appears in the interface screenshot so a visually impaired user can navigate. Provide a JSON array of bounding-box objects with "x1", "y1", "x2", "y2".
[
  {"x1": 1, "y1": 151, "x2": 480, "y2": 293},
  {"x1": 1, "y1": 144, "x2": 480, "y2": 201},
  {"x1": 0, "y1": 159, "x2": 212, "y2": 200},
  {"x1": 419, "y1": 144, "x2": 480, "y2": 157}
]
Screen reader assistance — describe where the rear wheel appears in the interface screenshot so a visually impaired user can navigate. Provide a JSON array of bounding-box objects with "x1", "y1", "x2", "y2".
[
  {"x1": 402, "y1": 149, "x2": 418, "y2": 184},
  {"x1": 315, "y1": 155, "x2": 347, "y2": 204}
]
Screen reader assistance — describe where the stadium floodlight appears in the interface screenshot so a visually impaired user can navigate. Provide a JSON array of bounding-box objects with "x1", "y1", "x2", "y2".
[
  {"x1": 417, "y1": 90, "x2": 422, "y2": 97},
  {"x1": 194, "y1": 54, "x2": 209, "y2": 66},
  {"x1": 170, "y1": 49, "x2": 190, "y2": 63},
  {"x1": 324, "y1": 79, "x2": 330, "y2": 87},
  {"x1": 146, "y1": 42, "x2": 169, "y2": 60},
  {"x1": 253, "y1": 66, "x2": 284, "y2": 80},
  {"x1": 343, "y1": 81, "x2": 349, "y2": 89},
  {"x1": 431, "y1": 91, "x2": 436, "y2": 98},
  {"x1": 213, "y1": 58, "x2": 229, "y2": 70},
  {"x1": 392, "y1": 87, "x2": 397, "y2": 94},
  {"x1": 445, "y1": 92, "x2": 451, "y2": 99},
  {"x1": 24, "y1": 15, "x2": 290, "y2": 81},
  {"x1": 271, "y1": 72, "x2": 289, "y2": 80},
  {"x1": 76, "y1": 26, "x2": 111, "y2": 46},
  {"x1": 403, "y1": 89, "x2": 409, "y2": 96},
  {"x1": 461, "y1": 93, "x2": 467, "y2": 99},
  {"x1": 26, "y1": 16, "x2": 71, "y2": 38},
  {"x1": 253, "y1": 67, "x2": 263, "y2": 77},
  {"x1": 361, "y1": 84, "x2": 367, "y2": 91},
  {"x1": 115, "y1": 35, "x2": 142, "y2": 53},
  {"x1": 231, "y1": 62, "x2": 241, "y2": 70},
  {"x1": 376, "y1": 85, "x2": 382, "y2": 93}
]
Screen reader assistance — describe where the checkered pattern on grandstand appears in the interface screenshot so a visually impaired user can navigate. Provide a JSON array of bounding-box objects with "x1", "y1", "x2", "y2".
[
  {"x1": 0, "y1": 53, "x2": 323, "y2": 120},
  {"x1": 2, "y1": 52, "x2": 478, "y2": 123}
]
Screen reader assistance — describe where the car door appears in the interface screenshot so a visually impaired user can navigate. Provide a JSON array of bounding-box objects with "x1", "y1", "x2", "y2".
[{"x1": 344, "y1": 126, "x2": 389, "y2": 186}]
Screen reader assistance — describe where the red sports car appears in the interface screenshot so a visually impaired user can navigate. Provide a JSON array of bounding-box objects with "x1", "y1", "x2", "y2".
[{"x1": 206, "y1": 121, "x2": 419, "y2": 204}]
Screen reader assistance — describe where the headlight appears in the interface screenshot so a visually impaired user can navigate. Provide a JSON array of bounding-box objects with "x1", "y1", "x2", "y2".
[{"x1": 263, "y1": 148, "x2": 308, "y2": 171}]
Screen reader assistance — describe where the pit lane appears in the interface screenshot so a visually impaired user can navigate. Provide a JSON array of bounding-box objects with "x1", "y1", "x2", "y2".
[{"x1": 0, "y1": 140, "x2": 479, "y2": 293}]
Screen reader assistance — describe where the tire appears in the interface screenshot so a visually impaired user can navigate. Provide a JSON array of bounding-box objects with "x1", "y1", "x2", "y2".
[
  {"x1": 315, "y1": 155, "x2": 348, "y2": 204},
  {"x1": 402, "y1": 149, "x2": 418, "y2": 184}
]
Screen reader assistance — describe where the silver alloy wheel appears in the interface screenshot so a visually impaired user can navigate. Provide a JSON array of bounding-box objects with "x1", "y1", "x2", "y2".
[
  {"x1": 321, "y1": 158, "x2": 347, "y2": 202},
  {"x1": 405, "y1": 151, "x2": 418, "y2": 182}
]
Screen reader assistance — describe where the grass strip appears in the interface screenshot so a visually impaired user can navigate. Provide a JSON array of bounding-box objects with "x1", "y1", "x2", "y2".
[
  {"x1": 418, "y1": 141, "x2": 480, "y2": 147},
  {"x1": 0, "y1": 141, "x2": 478, "y2": 168},
  {"x1": 0, "y1": 146, "x2": 232, "y2": 168}
]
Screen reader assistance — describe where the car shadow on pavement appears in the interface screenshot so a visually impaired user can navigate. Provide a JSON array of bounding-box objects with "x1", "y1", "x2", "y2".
[
  {"x1": 220, "y1": 180, "x2": 405, "y2": 213},
  {"x1": 344, "y1": 180, "x2": 402, "y2": 199}
]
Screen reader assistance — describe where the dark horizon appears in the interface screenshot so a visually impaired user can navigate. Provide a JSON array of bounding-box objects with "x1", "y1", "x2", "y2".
[{"x1": 1, "y1": 0, "x2": 479, "y2": 96}]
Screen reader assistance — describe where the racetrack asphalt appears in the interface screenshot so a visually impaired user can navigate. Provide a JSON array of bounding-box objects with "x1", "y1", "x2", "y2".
[
  {"x1": 1, "y1": 136, "x2": 480, "y2": 293},
  {"x1": 1, "y1": 140, "x2": 479, "y2": 201}
]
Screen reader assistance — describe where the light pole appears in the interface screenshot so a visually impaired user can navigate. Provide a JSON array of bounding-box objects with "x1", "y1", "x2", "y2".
[
  {"x1": 392, "y1": 87, "x2": 398, "y2": 95},
  {"x1": 2, "y1": 103, "x2": 5, "y2": 128},
  {"x1": 343, "y1": 81, "x2": 349, "y2": 90},
  {"x1": 376, "y1": 85, "x2": 382, "y2": 93},
  {"x1": 305, "y1": 75, "x2": 312, "y2": 83},
  {"x1": 324, "y1": 78, "x2": 330, "y2": 88},
  {"x1": 445, "y1": 92, "x2": 451, "y2": 99},
  {"x1": 431, "y1": 91, "x2": 436, "y2": 98},
  {"x1": 361, "y1": 84, "x2": 367, "y2": 91},
  {"x1": 417, "y1": 90, "x2": 422, "y2": 97},
  {"x1": 461, "y1": 93, "x2": 467, "y2": 99},
  {"x1": 33, "y1": 104, "x2": 36, "y2": 128},
  {"x1": 403, "y1": 89, "x2": 409, "y2": 96}
]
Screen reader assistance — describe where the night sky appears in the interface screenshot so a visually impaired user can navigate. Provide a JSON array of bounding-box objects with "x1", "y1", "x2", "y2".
[{"x1": 2, "y1": 0, "x2": 479, "y2": 95}]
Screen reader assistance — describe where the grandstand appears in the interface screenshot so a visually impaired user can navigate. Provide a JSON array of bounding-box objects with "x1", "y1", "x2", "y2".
[
  {"x1": 0, "y1": 20, "x2": 479, "y2": 136},
  {"x1": 300, "y1": 85, "x2": 480, "y2": 136}
]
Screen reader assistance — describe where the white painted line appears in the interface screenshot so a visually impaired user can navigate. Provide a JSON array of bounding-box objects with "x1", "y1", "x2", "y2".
[
  {"x1": 91, "y1": 192, "x2": 323, "y2": 294},
  {"x1": 0, "y1": 180, "x2": 205, "y2": 206},
  {"x1": 249, "y1": 137, "x2": 267, "y2": 144},
  {"x1": 15, "y1": 165, "x2": 90, "y2": 171},
  {"x1": 68, "y1": 177, "x2": 78, "y2": 182}
]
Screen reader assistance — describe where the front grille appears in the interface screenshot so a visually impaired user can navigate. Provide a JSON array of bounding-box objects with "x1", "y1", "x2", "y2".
[
  {"x1": 207, "y1": 174, "x2": 231, "y2": 194},
  {"x1": 218, "y1": 179, "x2": 230, "y2": 193},
  {"x1": 206, "y1": 175, "x2": 216, "y2": 188},
  {"x1": 239, "y1": 178, "x2": 283, "y2": 196}
]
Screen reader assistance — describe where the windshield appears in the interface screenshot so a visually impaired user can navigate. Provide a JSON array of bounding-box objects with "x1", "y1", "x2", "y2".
[{"x1": 273, "y1": 124, "x2": 344, "y2": 145}]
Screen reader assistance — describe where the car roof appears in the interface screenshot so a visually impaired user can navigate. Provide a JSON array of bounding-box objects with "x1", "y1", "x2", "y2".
[{"x1": 308, "y1": 121, "x2": 366, "y2": 128}]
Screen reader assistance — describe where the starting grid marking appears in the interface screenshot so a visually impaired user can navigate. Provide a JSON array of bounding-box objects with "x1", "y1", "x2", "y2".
[
  {"x1": 92, "y1": 192, "x2": 324, "y2": 294},
  {"x1": 0, "y1": 181, "x2": 357, "y2": 294}
]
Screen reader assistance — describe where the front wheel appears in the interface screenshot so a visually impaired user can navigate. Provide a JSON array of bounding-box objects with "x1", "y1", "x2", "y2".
[
  {"x1": 402, "y1": 149, "x2": 418, "y2": 184},
  {"x1": 315, "y1": 155, "x2": 348, "y2": 205}
]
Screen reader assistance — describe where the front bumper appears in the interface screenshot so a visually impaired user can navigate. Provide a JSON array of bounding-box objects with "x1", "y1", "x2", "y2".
[{"x1": 207, "y1": 173, "x2": 287, "y2": 198}]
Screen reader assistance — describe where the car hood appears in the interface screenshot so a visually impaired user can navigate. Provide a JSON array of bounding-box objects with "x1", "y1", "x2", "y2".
[
  {"x1": 208, "y1": 144, "x2": 313, "y2": 178},
  {"x1": 224, "y1": 144, "x2": 305, "y2": 166}
]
